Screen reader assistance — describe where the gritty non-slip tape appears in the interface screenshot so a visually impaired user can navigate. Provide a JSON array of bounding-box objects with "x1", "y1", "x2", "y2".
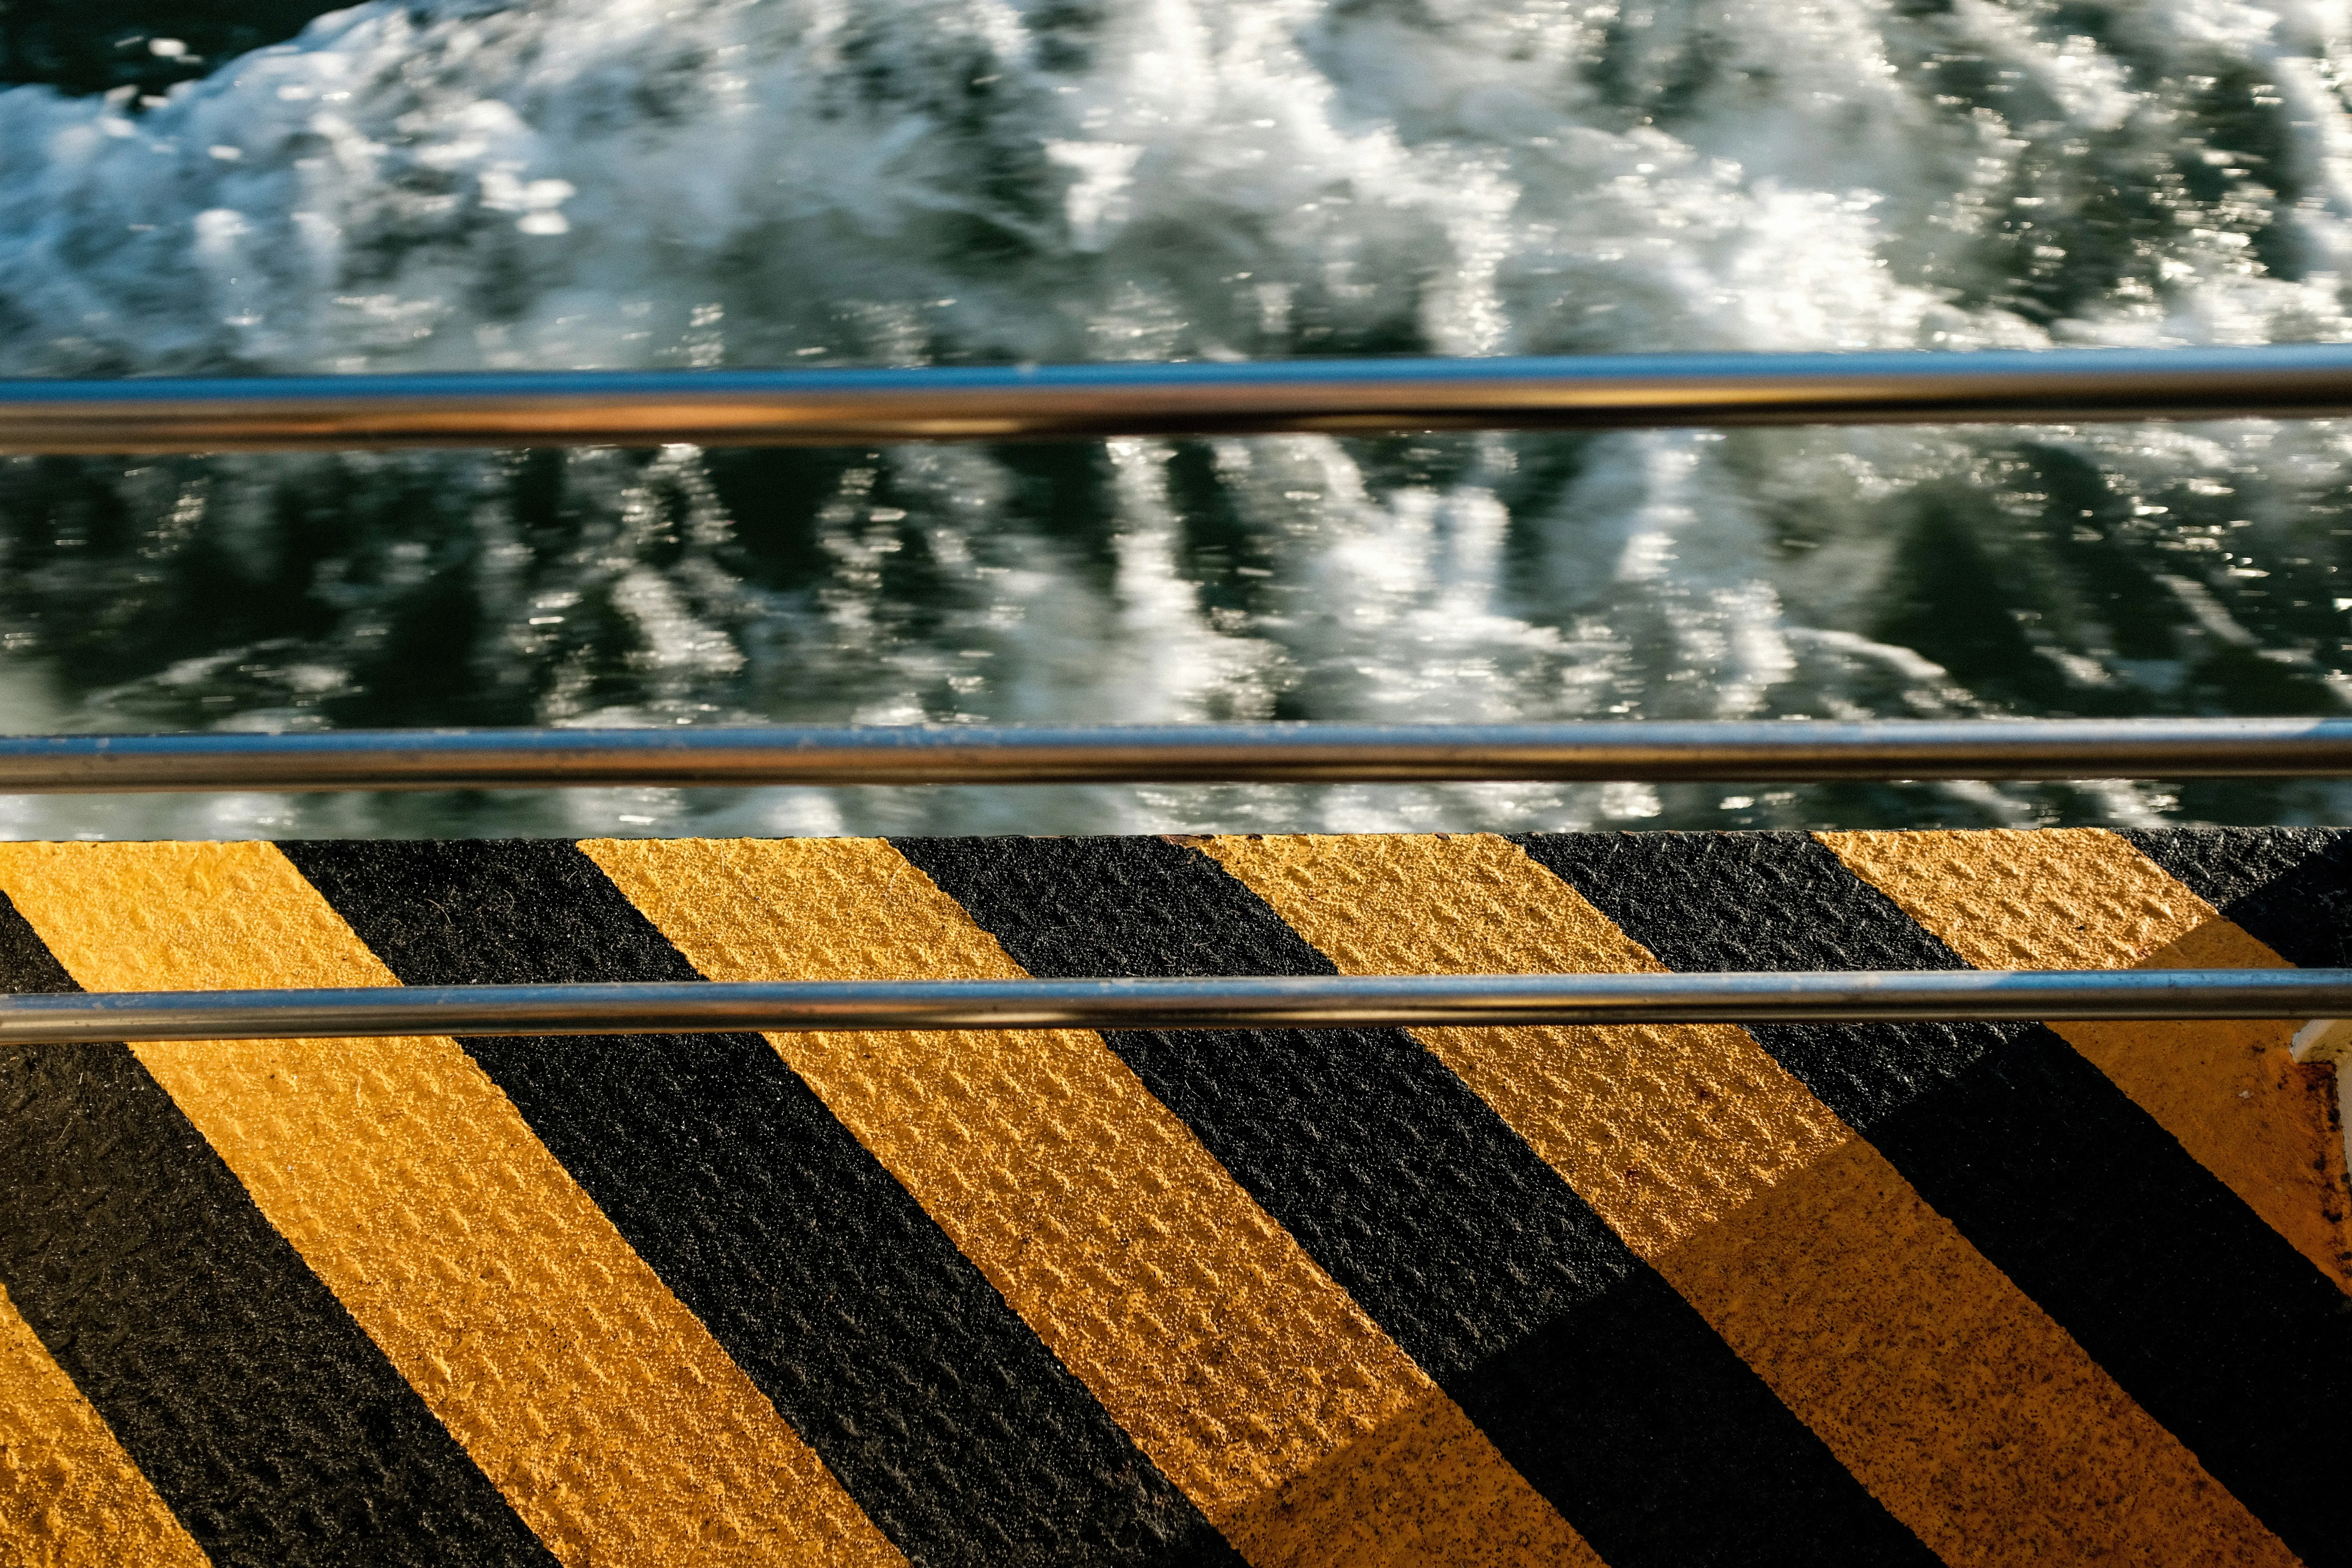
[
  {"x1": 582, "y1": 836, "x2": 1584, "y2": 1568},
  {"x1": 0, "y1": 827, "x2": 2346, "y2": 1568},
  {"x1": 1818, "y1": 828, "x2": 2352, "y2": 1287},
  {"x1": 1199, "y1": 831, "x2": 2295, "y2": 1567},
  {"x1": 0, "y1": 1283, "x2": 202, "y2": 1568},
  {"x1": 0, "y1": 840, "x2": 893, "y2": 1568}
]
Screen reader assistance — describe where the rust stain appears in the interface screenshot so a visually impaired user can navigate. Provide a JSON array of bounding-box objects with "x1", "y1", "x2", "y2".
[
  {"x1": 1204, "y1": 830, "x2": 2299, "y2": 1568},
  {"x1": 1820, "y1": 828, "x2": 2352, "y2": 1290}
]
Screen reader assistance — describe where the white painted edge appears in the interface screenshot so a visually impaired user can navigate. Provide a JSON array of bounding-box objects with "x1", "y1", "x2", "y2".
[
  {"x1": 2288, "y1": 1019, "x2": 2352, "y2": 1200},
  {"x1": 2289, "y1": 1016, "x2": 2352, "y2": 1063}
]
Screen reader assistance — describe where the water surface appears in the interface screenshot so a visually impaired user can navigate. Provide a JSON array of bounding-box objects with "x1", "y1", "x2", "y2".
[{"x1": 4, "y1": 0, "x2": 2351, "y2": 838}]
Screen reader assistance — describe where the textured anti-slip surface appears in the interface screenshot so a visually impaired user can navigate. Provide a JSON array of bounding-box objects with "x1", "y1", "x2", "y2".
[{"x1": 0, "y1": 829, "x2": 2347, "y2": 1568}]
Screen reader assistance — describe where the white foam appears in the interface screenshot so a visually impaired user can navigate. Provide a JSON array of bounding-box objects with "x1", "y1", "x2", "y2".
[{"x1": 2, "y1": 0, "x2": 2350, "y2": 835}]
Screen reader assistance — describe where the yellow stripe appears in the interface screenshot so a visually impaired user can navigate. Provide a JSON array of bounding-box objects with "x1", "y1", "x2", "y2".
[
  {"x1": 0, "y1": 840, "x2": 900, "y2": 1568},
  {"x1": 581, "y1": 835, "x2": 1600, "y2": 1568},
  {"x1": 1818, "y1": 828, "x2": 2352, "y2": 1290},
  {"x1": 0, "y1": 1282, "x2": 205, "y2": 1568},
  {"x1": 1196, "y1": 832, "x2": 1845, "y2": 1258},
  {"x1": 1200, "y1": 831, "x2": 2300, "y2": 1568}
]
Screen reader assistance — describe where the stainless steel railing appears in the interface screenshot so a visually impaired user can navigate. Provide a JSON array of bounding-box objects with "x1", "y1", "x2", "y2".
[
  {"x1": 5, "y1": 344, "x2": 2352, "y2": 452},
  {"x1": 4, "y1": 968, "x2": 2345, "y2": 1045},
  {"x1": 4, "y1": 718, "x2": 2351, "y2": 791},
  {"x1": 4, "y1": 346, "x2": 2346, "y2": 1036}
]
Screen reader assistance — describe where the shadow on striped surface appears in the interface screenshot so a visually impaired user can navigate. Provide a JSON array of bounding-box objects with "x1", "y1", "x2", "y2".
[{"x1": 1, "y1": 828, "x2": 2345, "y2": 1567}]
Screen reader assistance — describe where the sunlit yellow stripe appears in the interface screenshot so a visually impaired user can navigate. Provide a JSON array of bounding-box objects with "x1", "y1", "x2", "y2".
[
  {"x1": 0, "y1": 840, "x2": 901, "y2": 1568},
  {"x1": 1196, "y1": 832, "x2": 1844, "y2": 1258},
  {"x1": 0, "y1": 1281, "x2": 205, "y2": 1568},
  {"x1": 582, "y1": 834, "x2": 1600, "y2": 1568},
  {"x1": 1819, "y1": 828, "x2": 2352, "y2": 1290},
  {"x1": 1201, "y1": 830, "x2": 2299, "y2": 1568}
]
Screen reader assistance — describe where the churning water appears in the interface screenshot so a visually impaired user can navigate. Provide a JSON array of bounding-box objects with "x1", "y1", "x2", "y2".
[{"x1": 5, "y1": 0, "x2": 2352, "y2": 838}]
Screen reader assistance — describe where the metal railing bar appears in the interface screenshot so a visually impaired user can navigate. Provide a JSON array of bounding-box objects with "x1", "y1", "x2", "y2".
[
  {"x1": 4, "y1": 718, "x2": 2352, "y2": 791},
  {"x1": 1, "y1": 969, "x2": 2343, "y2": 1044},
  {"x1": 7, "y1": 345, "x2": 2352, "y2": 454}
]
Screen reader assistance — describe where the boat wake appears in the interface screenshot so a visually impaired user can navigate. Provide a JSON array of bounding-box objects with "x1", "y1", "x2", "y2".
[{"x1": 3, "y1": 0, "x2": 2351, "y2": 837}]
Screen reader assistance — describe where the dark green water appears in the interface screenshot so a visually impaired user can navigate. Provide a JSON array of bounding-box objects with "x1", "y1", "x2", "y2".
[
  {"x1": 0, "y1": 1, "x2": 328, "y2": 98},
  {"x1": 3, "y1": 0, "x2": 2349, "y2": 839}
]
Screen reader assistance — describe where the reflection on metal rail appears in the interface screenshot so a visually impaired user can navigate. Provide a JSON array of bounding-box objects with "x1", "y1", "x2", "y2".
[
  {"x1": 3, "y1": 718, "x2": 2352, "y2": 792},
  {"x1": 1, "y1": 968, "x2": 2343, "y2": 1044},
  {"x1": 7, "y1": 344, "x2": 2352, "y2": 454}
]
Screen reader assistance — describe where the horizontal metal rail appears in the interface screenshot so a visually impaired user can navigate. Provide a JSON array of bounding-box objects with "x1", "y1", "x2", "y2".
[
  {"x1": 6, "y1": 345, "x2": 2352, "y2": 454},
  {"x1": 4, "y1": 718, "x2": 2352, "y2": 791},
  {"x1": 0, "y1": 969, "x2": 2343, "y2": 1044}
]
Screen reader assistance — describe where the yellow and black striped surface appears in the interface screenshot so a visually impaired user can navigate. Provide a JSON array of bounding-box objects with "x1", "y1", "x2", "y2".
[{"x1": 1, "y1": 827, "x2": 2346, "y2": 1567}]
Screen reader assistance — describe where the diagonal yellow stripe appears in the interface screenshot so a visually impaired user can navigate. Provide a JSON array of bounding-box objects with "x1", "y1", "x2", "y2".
[
  {"x1": 1818, "y1": 828, "x2": 2352, "y2": 1290},
  {"x1": 1201, "y1": 830, "x2": 2300, "y2": 1568},
  {"x1": 0, "y1": 1282, "x2": 206, "y2": 1568},
  {"x1": 1196, "y1": 832, "x2": 1845, "y2": 1259},
  {"x1": 0, "y1": 840, "x2": 901, "y2": 1568},
  {"x1": 581, "y1": 834, "x2": 1602, "y2": 1568}
]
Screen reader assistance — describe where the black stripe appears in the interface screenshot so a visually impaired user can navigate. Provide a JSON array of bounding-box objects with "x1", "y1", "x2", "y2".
[
  {"x1": 2116, "y1": 826, "x2": 2352, "y2": 968},
  {"x1": 0, "y1": 891, "x2": 553, "y2": 1568},
  {"x1": 895, "y1": 834, "x2": 1935, "y2": 1568},
  {"x1": 1516, "y1": 829, "x2": 2352, "y2": 1567},
  {"x1": 279, "y1": 839, "x2": 1235, "y2": 1568}
]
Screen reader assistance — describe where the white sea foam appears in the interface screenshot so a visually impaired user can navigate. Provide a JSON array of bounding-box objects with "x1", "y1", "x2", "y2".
[{"x1": 3, "y1": 0, "x2": 2351, "y2": 837}]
